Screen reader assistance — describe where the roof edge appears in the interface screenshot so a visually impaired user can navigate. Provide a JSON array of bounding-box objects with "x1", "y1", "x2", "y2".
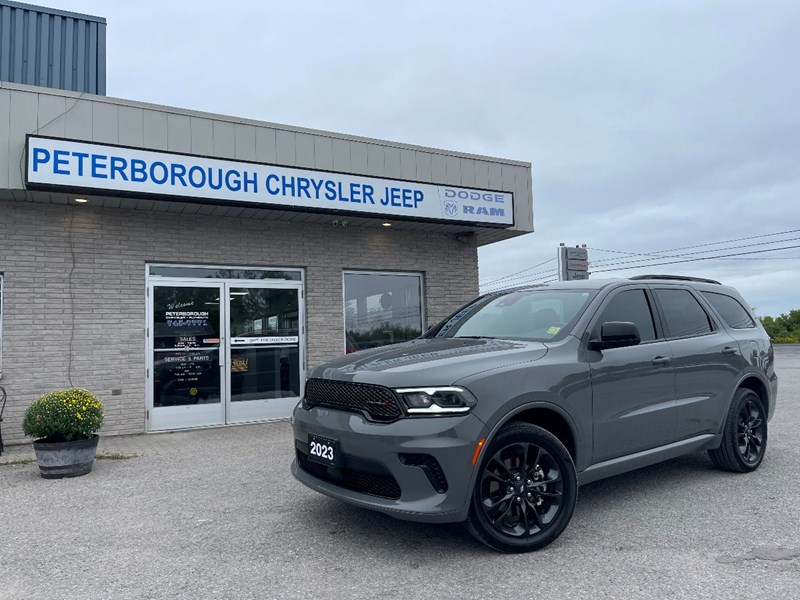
[
  {"x1": 0, "y1": 81, "x2": 531, "y2": 168},
  {"x1": 0, "y1": 0, "x2": 106, "y2": 24}
]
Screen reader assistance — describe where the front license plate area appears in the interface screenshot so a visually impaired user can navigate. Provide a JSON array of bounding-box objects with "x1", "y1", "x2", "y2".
[{"x1": 308, "y1": 434, "x2": 338, "y2": 467}]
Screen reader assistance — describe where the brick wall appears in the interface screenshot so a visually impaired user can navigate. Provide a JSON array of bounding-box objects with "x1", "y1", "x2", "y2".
[{"x1": 0, "y1": 199, "x2": 479, "y2": 444}]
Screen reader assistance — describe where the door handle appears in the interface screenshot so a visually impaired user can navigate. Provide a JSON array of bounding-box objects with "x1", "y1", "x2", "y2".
[
  {"x1": 722, "y1": 346, "x2": 739, "y2": 355},
  {"x1": 651, "y1": 356, "x2": 672, "y2": 366}
]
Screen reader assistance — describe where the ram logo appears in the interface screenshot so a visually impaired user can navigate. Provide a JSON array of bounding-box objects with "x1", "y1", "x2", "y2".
[{"x1": 444, "y1": 201, "x2": 458, "y2": 218}]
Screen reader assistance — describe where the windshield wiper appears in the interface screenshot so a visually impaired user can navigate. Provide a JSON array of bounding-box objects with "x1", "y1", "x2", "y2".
[{"x1": 453, "y1": 335, "x2": 497, "y2": 340}]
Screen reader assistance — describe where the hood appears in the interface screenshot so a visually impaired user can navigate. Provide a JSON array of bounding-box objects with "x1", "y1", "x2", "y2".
[{"x1": 309, "y1": 337, "x2": 548, "y2": 388}]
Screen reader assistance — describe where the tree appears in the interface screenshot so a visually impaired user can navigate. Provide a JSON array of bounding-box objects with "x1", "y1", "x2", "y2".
[{"x1": 759, "y1": 310, "x2": 800, "y2": 343}]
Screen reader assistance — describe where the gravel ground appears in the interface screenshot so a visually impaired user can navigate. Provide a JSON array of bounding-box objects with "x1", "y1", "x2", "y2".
[{"x1": 1, "y1": 346, "x2": 798, "y2": 600}]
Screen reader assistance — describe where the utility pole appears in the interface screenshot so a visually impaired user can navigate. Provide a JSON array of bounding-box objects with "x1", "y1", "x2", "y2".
[{"x1": 558, "y1": 243, "x2": 589, "y2": 281}]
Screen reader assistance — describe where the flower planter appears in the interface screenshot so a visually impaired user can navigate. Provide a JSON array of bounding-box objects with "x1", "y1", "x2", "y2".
[{"x1": 32, "y1": 434, "x2": 99, "y2": 479}]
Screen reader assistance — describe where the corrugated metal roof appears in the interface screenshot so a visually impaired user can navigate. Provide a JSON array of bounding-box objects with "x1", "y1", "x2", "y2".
[{"x1": 0, "y1": 0, "x2": 106, "y2": 94}]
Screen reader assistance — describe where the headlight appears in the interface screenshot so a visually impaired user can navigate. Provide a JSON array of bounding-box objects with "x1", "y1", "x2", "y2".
[{"x1": 394, "y1": 386, "x2": 477, "y2": 416}]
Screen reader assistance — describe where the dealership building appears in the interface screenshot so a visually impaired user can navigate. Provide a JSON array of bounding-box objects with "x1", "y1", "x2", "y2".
[{"x1": 0, "y1": 1, "x2": 533, "y2": 444}]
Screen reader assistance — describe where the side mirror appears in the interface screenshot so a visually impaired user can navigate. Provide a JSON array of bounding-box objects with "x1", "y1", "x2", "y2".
[{"x1": 589, "y1": 321, "x2": 641, "y2": 351}]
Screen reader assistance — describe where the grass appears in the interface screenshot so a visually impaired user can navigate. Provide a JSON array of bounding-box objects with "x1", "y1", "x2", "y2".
[
  {"x1": 95, "y1": 452, "x2": 137, "y2": 460},
  {"x1": 0, "y1": 451, "x2": 137, "y2": 466},
  {"x1": 0, "y1": 457, "x2": 36, "y2": 466}
]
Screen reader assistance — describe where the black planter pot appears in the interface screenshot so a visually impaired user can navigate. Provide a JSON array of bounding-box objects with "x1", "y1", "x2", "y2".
[{"x1": 32, "y1": 434, "x2": 99, "y2": 479}]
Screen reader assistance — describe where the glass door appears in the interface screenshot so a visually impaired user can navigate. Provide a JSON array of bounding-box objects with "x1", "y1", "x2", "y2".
[
  {"x1": 149, "y1": 283, "x2": 225, "y2": 430},
  {"x1": 227, "y1": 285, "x2": 303, "y2": 423},
  {"x1": 147, "y1": 278, "x2": 304, "y2": 431}
]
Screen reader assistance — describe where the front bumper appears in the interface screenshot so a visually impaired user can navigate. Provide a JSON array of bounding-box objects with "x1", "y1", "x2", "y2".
[{"x1": 291, "y1": 402, "x2": 488, "y2": 523}]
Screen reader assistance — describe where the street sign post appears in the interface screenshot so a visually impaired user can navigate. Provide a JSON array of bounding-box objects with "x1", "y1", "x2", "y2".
[{"x1": 559, "y1": 245, "x2": 590, "y2": 281}]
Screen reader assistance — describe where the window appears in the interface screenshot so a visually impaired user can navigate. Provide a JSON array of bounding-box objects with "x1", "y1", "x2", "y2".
[
  {"x1": 701, "y1": 292, "x2": 756, "y2": 329},
  {"x1": 430, "y1": 289, "x2": 595, "y2": 342},
  {"x1": 594, "y1": 289, "x2": 657, "y2": 342},
  {"x1": 148, "y1": 265, "x2": 301, "y2": 280},
  {"x1": 654, "y1": 289, "x2": 713, "y2": 338},
  {"x1": 344, "y1": 272, "x2": 423, "y2": 352}
]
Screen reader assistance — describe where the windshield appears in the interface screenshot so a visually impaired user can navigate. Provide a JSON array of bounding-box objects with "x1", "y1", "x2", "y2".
[{"x1": 430, "y1": 289, "x2": 595, "y2": 342}]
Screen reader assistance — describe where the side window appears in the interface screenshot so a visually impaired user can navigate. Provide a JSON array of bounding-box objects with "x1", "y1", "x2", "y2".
[
  {"x1": 654, "y1": 289, "x2": 713, "y2": 338},
  {"x1": 594, "y1": 289, "x2": 657, "y2": 342},
  {"x1": 701, "y1": 292, "x2": 756, "y2": 329}
]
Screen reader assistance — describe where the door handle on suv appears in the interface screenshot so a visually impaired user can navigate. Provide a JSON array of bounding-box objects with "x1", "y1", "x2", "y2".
[
  {"x1": 722, "y1": 346, "x2": 739, "y2": 355},
  {"x1": 651, "y1": 356, "x2": 672, "y2": 366}
]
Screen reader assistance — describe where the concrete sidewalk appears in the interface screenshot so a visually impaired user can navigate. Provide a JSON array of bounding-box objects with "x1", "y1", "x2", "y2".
[{"x1": 0, "y1": 420, "x2": 246, "y2": 464}]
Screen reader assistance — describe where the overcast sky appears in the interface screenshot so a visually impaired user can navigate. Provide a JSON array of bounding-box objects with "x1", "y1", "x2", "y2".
[{"x1": 50, "y1": 0, "x2": 800, "y2": 316}]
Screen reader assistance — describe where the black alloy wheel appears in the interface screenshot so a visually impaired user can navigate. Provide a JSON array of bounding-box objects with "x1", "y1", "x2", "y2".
[
  {"x1": 466, "y1": 422, "x2": 577, "y2": 553},
  {"x1": 737, "y1": 398, "x2": 766, "y2": 464},
  {"x1": 709, "y1": 388, "x2": 768, "y2": 473}
]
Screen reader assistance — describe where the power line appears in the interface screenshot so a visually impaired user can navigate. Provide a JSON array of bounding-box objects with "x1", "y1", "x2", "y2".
[
  {"x1": 713, "y1": 256, "x2": 800, "y2": 261},
  {"x1": 480, "y1": 229, "x2": 800, "y2": 291},
  {"x1": 587, "y1": 228, "x2": 800, "y2": 261},
  {"x1": 482, "y1": 266, "x2": 559, "y2": 288},
  {"x1": 588, "y1": 236, "x2": 800, "y2": 269},
  {"x1": 498, "y1": 240, "x2": 798, "y2": 288},
  {"x1": 480, "y1": 257, "x2": 556, "y2": 287},
  {"x1": 589, "y1": 244, "x2": 800, "y2": 273},
  {"x1": 482, "y1": 270, "x2": 560, "y2": 291}
]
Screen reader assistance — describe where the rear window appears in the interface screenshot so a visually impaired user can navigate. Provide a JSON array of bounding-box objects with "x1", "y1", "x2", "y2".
[
  {"x1": 430, "y1": 289, "x2": 595, "y2": 342},
  {"x1": 701, "y1": 292, "x2": 756, "y2": 329}
]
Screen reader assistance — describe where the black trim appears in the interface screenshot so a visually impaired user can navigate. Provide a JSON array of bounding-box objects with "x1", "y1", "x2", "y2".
[
  {"x1": 644, "y1": 287, "x2": 667, "y2": 340},
  {"x1": 398, "y1": 453, "x2": 449, "y2": 493},
  {"x1": 23, "y1": 134, "x2": 516, "y2": 229},
  {"x1": 630, "y1": 274, "x2": 721, "y2": 285}
]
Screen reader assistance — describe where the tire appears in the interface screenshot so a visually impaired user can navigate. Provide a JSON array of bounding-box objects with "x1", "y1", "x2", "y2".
[
  {"x1": 465, "y1": 421, "x2": 577, "y2": 553},
  {"x1": 708, "y1": 388, "x2": 768, "y2": 473}
]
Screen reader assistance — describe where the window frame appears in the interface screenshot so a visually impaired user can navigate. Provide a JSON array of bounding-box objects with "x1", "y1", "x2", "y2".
[
  {"x1": 342, "y1": 270, "x2": 426, "y2": 353},
  {"x1": 587, "y1": 286, "x2": 664, "y2": 346},
  {"x1": 650, "y1": 286, "x2": 718, "y2": 340}
]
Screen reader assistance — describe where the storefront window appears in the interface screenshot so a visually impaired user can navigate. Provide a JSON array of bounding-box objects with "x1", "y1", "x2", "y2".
[
  {"x1": 149, "y1": 266, "x2": 301, "y2": 281},
  {"x1": 344, "y1": 272, "x2": 424, "y2": 353}
]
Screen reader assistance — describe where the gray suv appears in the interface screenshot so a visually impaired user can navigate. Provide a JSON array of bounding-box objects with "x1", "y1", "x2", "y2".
[{"x1": 291, "y1": 275, "x2": 778, "y2": 552}]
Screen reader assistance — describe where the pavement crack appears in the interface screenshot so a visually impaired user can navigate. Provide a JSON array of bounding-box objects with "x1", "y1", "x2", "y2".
[{"x1": 717, "y1": 546, "x2": 800, "y2": 564}]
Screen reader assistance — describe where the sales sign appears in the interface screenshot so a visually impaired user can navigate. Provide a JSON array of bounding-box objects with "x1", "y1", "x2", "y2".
[{"x1": 25, "y1": 136, "x2": 514, "y2": 227}]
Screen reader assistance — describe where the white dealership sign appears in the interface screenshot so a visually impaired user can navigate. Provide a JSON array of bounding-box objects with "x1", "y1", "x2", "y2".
[
  {"x1": 26, "y1": 136, "x2": 514, "y2": 226},
  {"x1": 231, "y1": 336, "x2": 299, "y2": 345}
]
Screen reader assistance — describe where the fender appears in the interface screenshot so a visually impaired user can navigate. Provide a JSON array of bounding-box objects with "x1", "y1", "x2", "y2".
[
  {"x1": 462, "y1": 399, "x2": 583, "y2": 514},
  {"x1": 726, "y1": 370, "x2": 775, "y2": 424}
]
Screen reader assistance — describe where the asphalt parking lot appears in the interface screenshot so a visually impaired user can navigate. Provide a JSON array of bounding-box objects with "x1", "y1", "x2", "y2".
[{"x1": 1, "y1": 346, "x2": 798, "y2": 600}]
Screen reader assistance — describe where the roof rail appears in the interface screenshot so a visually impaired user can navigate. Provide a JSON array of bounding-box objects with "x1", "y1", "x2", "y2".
[{"x1": 629, "y1": 274, "x2": 721, "y2": 285}]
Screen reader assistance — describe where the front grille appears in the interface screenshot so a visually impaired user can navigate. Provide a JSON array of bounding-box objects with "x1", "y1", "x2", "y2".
[
  {"x1": 399, "y1": 453, "x2": 449, "y2": 493},
  {"x1": 296, "y1": 450, "x2": 401, "y2": 500},
  {"x1": 303, "y1": 378, "x2": 403, "y2": 421}
]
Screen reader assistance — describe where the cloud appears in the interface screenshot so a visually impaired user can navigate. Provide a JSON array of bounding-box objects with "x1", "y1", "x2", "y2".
[{"x1": 52, "y1": 0, "x2": 800, "y2": 314}]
